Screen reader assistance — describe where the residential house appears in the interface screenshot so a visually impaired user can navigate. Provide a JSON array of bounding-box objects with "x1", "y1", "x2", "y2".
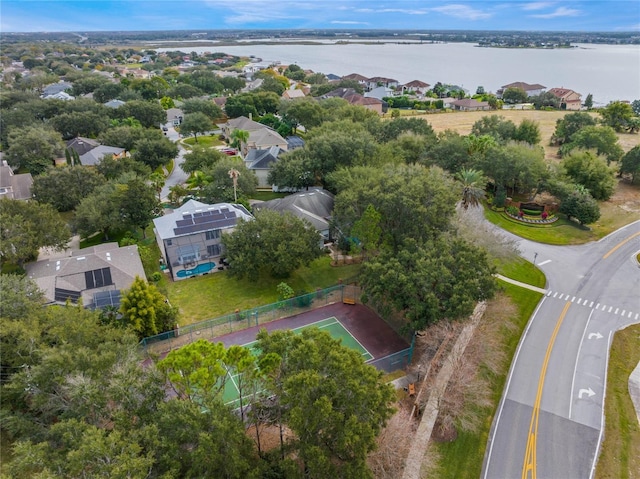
[
  {"x1": 79, "y1": 146, "x2": 127, "y2": 166},
  {"x1": 219, "y1": 116, "x2": 266, "y2": 142},
  {"x1": 247, "y1": 128, "x2": 288, "y2": 153},
  {"x1": 326, "y1": 73, "x2": 341, "y2": 81},
  {"x1": 365, "y1": 86, "x2": 394, "y2": 101},
  {"x1": 104, "y1": 99, "x2": 126, "y2": 108},
  {"x1": 285, "y1": 136, "x2": 305, "y2": 150},
  {"x1": 365, "y1": 77, "x2": 399, "y2": 91},
  {"x1": 341, "y1": 73, "x2": 369, "y2": 87},
  {"x1": 497, "y1": 82, "x2": 546, "y2": 98},
  {"x1": 402, "y1": 80, "x2": 431, "y2": 95},
  {"x1": 322, "y1": 88, "x2": 386, "y2": 115},
  {"x1": 66, "y1": 137, "x2": 127, "y2": 166},
  {"x1": 45, "y1": 91, "x2": 75, "y2": 101},
  {"x1": 244, "y1": 146, "x2": 283, "y2": 188},
  {"x1": 41, "y1": 81, "x2": 73, "y2": 98},
  {"x1": 25, "y1": 243, "x2": 145, "y2": 309},
  {"x1": 282, "y1": 89, "x2": 306, "y2": 100},
  {"x1": 212, "y1": 97, "x2": 227, "y2": 110},
  {"x1": 253, "y1": 188, "x2": 334, "y2": 245},
  {"x1": 153, "y1": 200, "x2": 253, "y2": 280},
  {"x1": 450, "y1": 98, "x2": 491, "y2": 111},
  {"x1": 118, "y1": 68, "x2": 152, "y2": 79},
  {"x1": 166, "y1": 107, "x2": 185, "y2": 126},
  {"x1": 0, "y1": 161, "x2": 33, "y2": 200},
  {"x1": 441, "y1": 97, "x2": 458, "y2": 109},
  {"x1": 547, "y1": 87, "x2": 582, "y2": 110}
]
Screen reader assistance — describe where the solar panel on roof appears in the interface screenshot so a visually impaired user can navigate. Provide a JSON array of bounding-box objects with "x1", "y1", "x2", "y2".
[
  {"x1": 176, "y1": 218, "x2": 193, "y2": 227},
  {"x1": 193, "y1": 212, "x2": 203, "y2": 218}
]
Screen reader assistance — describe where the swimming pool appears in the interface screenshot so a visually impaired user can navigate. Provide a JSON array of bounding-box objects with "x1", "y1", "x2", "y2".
[{"x1": 176, "y1": 262, "x2": 216, "y2": 278}]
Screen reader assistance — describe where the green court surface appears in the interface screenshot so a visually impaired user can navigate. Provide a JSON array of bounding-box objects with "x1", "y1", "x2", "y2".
[{"x1": 222, "y1": 317, "x2": 373, "y2": 407}]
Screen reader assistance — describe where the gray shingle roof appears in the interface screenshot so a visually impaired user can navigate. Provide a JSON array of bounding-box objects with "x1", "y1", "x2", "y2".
[
  {"x1": 79, "y1": 146, "x2": 125, "y2": 166},
  {"x1": 244, "y1": 146, "x2": 282, "y2": 170},
  {"x1": 254, "y1": 188, "x2": 334, "y2": 233}
]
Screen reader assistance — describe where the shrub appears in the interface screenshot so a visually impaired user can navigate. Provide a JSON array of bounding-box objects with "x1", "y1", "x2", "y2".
[{"x1": 506, "y1": 205, "x2": 520, "y2": 216}]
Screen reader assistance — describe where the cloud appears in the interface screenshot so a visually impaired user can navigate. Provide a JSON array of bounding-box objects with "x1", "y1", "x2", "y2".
[
  {"x1": 530, "y1": 7, "x2": 581, "y2": 18},
  {"x1": 521, "y1": 2, "x2": 554, "y2": 11},
  {"x1": 331, "y1": 20, "x2": 370, "y2": 25},
  {"x1": 431, "y1": 4, "x2": 492, "y2": 20}
]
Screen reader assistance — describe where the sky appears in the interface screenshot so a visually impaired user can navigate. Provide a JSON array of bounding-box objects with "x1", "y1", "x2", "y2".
[{"x1": 1, "y1": 1, "x2": 639, "y2": 33}]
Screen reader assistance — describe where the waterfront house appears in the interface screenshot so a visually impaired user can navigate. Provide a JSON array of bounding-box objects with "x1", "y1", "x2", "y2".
[
  {"x1": 547, "y1": 87, "x2": 582, "y2": 110},
  {"x1": 153, "y1": 200, "x2": 253, "y2": 280},
  {"x1": 402, "y1": 80, "x2": 431, "y2": 95},
  {"x1": 450, "y1": 98, "x2": 491, "y2": 111},
  {"x1": 497, "y1": 82, "x2": 546, "y2": 98}
]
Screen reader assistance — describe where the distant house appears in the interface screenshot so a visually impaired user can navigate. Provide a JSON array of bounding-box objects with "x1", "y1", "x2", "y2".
[
  {"x1": 253, "y1": 188, "x2": 334, "y2": 244},
  {"x1": 365, "y1": 86, "x2": 394, "y2": 101},
  {"x1": 326, "y1": 73, "x2": 341, "y2": 81},
  {"x1": 365, "y1": 76, "x2": 399, "y2": 91},
  {"x1": 402, "y1": 80, "x2": 431, "y2": 95},
  {"x1": 104, "y1": 99, "x2": 126, "y2": 108},
  {"x1": 66, "y1": 137, "x2": 100, "y2": 157},
  {"x1": 247, "y1": 128, "x2": 288, "y2": 153},
  {"x1": 285, "y1": 135, "x2": 305, "y2": 150},
  {"x1": 45, "y1": 91, "x2": 75, "y2": 101},
  {"x1": 547, "y1": 87, "x2": 582, "y2": 110},
  {"x1": 0, "y1": 161, "x2": 33, "y2": 200},
  {"x1": 79, "y1": 146, "x2": 127, "y2": 166},
  {"x1": 41, "y1": 81, "x2": 73, "y2": 98},
  {"x1": 450, "y1": 98, "x2": 491, "y2": 111},
  {"x1": 153, "y1": 200, "x2": 253, "y2": 280},
  {"x1": 282, "y1": 89, "x2": 306, "y2": 100},
  {"x1": 322, "y1": 88, "x2": 386, "y2": 114},
  {"x1": 244, "y1": 146, "x2": 283, "y2": 188},
  {"x1": 25, "y1": 243, "x2": 145, "y2": 308},
  {"x1": 219, "y1": 115, "x2": 265, "y2": 140},
  {"x1": 212, "y1": 97, "x2": 227, "y2": 110},
  {"x1": 241, "y1": 78, "x2": 264, "y2": 92},
  {"x1": 441, "y1": 97, "x2": 458, "y2": 109},
  {"x1": 342, "y1": 73, "x2": 369, "y2": 86},
  {"x1": 166, "y1": 107, "x2": 185, "y2": 126},
  {"x1": 497, "y1": 82, "x2": 546, "y2": 98}
]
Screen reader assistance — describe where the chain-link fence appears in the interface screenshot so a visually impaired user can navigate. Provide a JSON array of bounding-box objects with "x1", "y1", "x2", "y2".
[{"x1": 140, "y1": 284, "x2": 345, "y2": 358}]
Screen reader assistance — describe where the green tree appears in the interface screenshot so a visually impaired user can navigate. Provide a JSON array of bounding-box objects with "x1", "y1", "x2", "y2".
[
  {"x1": 157, "y1": 339, "x2": 229, "y2": 402},
  {"x1": 117, "y1": 100, "x2": 166, "y2": 128},
  {"x1": 471, "y1": 115, "x2": 517, "y2": 143},
  {"x1": 361, "y1": 237, "x2": 497, "y2": 331},
  {"x1": 50, "y1": 111, "x2": 110, "y2": 140},
  {"x1": 222, "y1": 209, "x2": 322, "y2": 281},
  {"x1": 0, "y1": 199, "x2": 70, "y2": 267},
  {"x1": 599, "y1": 101, "x2": 635, "y2": 132},
  {"x1": 182, "y1": 97, "x2": 223, "y2": 120},
  {"x1": 120, "y1": 178, "x2": 159, "y2": 236},
  {"x1": 620, "y1": 145, "x2": 640, "y2": 183},
  {"x1": 182, "y1": 145, "x2": 224, "y2": 173},
  {"x1": 551, "y1": 112, "x2": 597, "y2": 145},
  {"x1": 529, "y1": 91, "x2": 560, "y2": 110},
  {"x1": 562, "y1": 150, "x2": 616, "y2": 200},
  {"x1": 179, "y1": 111, "x2": 213, "y2": 143},
  {"x1": 279, "y1": 96, "x2": 326, "y2": 131},
  {"x1": 502, "y1": 87, "x2": 529, "y2": 104},
  {"x1": 425, "y1": 130, "x2": 474, "y2": 173},
  {"x1": 256, "y1": 327, "x2": 395, "y2": 478},
  {"x1": 267, "y1": 148, "x2": 315, "y2": 191},
  {"x1": 219, "y1": 76, "x2": 246, "y2": 93},
  {"x1": 132, "y1": 136, "x2": 179, "y2": 169},
  {"x1": 376, "y1": 116, "x2": 436, "y2": 143},
  {"x1": 559, "y1": 187, "x2": 601, "y2": 225},
  {"x1": 631, "y1": 99, "x2": 640, "y2": 116},
  {"x1": 31, "y1": 166, "x2": 105, "y2": 212},
  {"x1": 96, "y1": 155, "x2": 151, "y2": 180},
  {"x1": 514, "y1": 118, "x2": 541, "y2": 145},
  {"x1": 224, "y1": 94, "x2": 258, "y2": 119},
  {"x1": 5, "y1": 125, "x2": 65, "y2": 175},
  {"x1": 350, "y1": 204, "x2": 383, "y2": 258},
  {"x1": 74, "y1": 181, "x2": 125, "y2": 240},
  {"x1": 167, "y1": 83, "x2": 205, "y2": 100},
  {"x1": 230, "y1": 128, "x2": 250, "y2": 153},
  {"x1": 456, "y1": 168, "x2": 487, "y2": 209},
  {"x1": 560, "y1": 125, "x2": 624, "y2": 164},
  {"x1": 584, "y1": 93, "x2": 594, "y2": 109},
  {"x1": 0, "y1": 274, "x2": 44, "y2": 320},
  {"x1": 199, "y1": 157, "x2": 257, "y2": 204},
  {"x1": 120, "y1": 276, "x2": 170, "y2": 339}
]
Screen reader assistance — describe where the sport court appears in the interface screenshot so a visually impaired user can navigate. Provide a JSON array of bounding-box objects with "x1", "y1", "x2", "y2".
[{"x1": 222, "y1": 316, "x2": 373, "y2": 407}]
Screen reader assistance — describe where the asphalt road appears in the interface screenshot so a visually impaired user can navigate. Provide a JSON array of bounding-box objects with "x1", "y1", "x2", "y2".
[{"x1": 482, "y1": 220, "x2": 640, "y2": 479}]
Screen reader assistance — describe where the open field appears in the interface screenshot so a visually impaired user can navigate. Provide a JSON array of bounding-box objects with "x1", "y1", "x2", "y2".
[{"x1": 416, "y1": 109, "x2": 640, "y2": 160}]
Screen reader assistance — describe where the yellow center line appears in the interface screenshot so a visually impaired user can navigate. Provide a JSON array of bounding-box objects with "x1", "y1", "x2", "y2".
[
  {"x1": 603, "y1": 231, "x2": 640, "y2": 259},
  {"x1": 522, "y1": 301, "x2": 571, "y2": 479}
]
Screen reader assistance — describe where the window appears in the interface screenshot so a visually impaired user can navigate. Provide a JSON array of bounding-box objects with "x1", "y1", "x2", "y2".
[
  {"x1": 205, "y1": 230, "x2": 220, "y2": 241},
  {"x1": 207, "y1": 244, "x2": 221, "y2": 257},
  {"x1": 166, "y1": 239, "x2": 172, "y2": 246}
]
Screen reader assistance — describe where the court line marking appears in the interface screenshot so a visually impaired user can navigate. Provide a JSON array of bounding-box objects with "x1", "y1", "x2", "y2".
[{"x1": 320, "y1": 320, "x2": 375, "y2": 360}]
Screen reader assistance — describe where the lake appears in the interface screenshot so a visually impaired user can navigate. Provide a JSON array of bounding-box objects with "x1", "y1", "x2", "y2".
[{"x1": 159, "y1": 41, "x2": 640, "y2": 106}]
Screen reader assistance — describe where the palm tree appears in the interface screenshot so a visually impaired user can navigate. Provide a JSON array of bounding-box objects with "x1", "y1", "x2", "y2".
[
  {"x1": 455, "y1": 168, "x2": 486, "y2": 209},
  {"x1": 186, "y1": 170, "x2": 211, "y2": 194},
  {"x1": 230, "y1": 129, "x2": 250, "y2": 156},
  {"x1": 149, "y1": 172, "x2": 166, "y2": 202},
  {"x1": 228, "y1": 168, "x2": 240, "y2": 202}
]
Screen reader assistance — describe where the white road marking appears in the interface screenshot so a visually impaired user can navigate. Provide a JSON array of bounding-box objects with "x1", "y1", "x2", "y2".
[
  {"x1": 538, "y1": 259, "x2": 552, "y2": 266},
  {"x1": 589, "y1": 302, "x2": 594, "y2": 307},
  {"x1": 572, "y1": 296, "x2": 576, "y2": 302},
  {"x1": 554, "y1": 292, "x2": 558, "y2": 298},
  {"x1": 614, "y1": 308, "x2": 619, "y2": 314},
  {"x1": 570, "y1": 308, "x2": 595, "y2": 419},
  {"x1": 596, "y1": 303, "x2": 600, "y2": 309},
  {"x1": 621, "y1": 310, "x2": 625, "y2": 316},
  {"x1": 629, "y1": 312, "x2": 633, "y2": 318},
  {"x1": 608, "y1": 306, "x2": 613, "y2": 313}
]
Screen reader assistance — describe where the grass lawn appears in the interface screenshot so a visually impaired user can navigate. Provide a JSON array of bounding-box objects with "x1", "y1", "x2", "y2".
[
  {"x1": 250, "y1": 191, "x2": 290, "y2": 201},
  {"x1": 431, "y1": 280, "x2": 544, "y2": 479},
  {"x1": 495, "y1": 255, "x2": 546, "y2": 288},
  {"x1": 596, "y1": 323, "x2": 640, "y2": 479},
  {"x1": 182, "y1": 135, "x2": 224, "y2": 148},
  {"x1": 166, "y1": 256, "x2": 361, "y2": 325}
]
